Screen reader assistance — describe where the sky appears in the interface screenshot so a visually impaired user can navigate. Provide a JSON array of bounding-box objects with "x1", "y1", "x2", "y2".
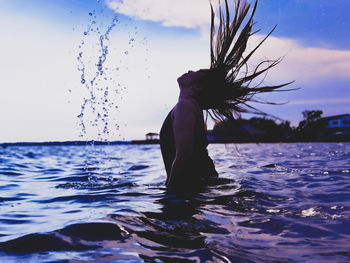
[{"x1": 0, "y1": 0, "x2": 349, "y2": 142}]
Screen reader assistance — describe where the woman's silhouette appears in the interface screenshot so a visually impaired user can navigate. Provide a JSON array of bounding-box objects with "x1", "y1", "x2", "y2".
[{"x1": 160, "y1": 0, "x2": 291, "y2": 192}]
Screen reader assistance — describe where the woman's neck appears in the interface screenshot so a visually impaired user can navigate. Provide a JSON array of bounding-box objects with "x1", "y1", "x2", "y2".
[{"x1": 179, "y1": 88, "x2": 196, "y2": 101}]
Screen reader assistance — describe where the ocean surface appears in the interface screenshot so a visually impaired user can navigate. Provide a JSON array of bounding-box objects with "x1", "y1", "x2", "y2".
[{"x1": 0, "y1": 143, "x2": 349, "y2": 262}]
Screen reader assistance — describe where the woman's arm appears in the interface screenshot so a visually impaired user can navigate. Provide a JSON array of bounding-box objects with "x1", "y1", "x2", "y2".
[{"x1": 166, "y1": 99, "x2": 200, "y2": 189}]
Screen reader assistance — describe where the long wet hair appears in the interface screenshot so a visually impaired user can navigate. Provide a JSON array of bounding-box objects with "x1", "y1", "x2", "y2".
[{"x1": 203, "y1": 0, "x2": 292, "y2": 121}]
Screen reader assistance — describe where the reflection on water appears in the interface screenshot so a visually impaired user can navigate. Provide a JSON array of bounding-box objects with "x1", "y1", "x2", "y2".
[{"x1": 0, "y1": 143, "x2": 349, "y2": 262}]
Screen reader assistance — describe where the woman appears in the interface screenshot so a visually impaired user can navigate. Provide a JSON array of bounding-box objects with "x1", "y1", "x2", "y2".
[
  {"x1": 160, "y1": 70, "x2": 219, "y2": 192},
  {"x1": 160, "y1": 0, "x2": 291, "y2": 192}
]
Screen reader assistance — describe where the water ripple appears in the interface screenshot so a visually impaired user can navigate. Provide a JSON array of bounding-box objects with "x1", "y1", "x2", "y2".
[{"x1": 0, "y1": 143, "x2": 348, "y2": 262}]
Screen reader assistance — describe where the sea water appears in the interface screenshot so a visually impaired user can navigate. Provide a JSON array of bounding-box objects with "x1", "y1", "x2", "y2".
[{"x1": 0, "y1": 143, "x2": 349, "y2": 262}]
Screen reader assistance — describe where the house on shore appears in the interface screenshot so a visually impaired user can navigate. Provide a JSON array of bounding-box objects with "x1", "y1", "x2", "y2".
[
  {"x1": 322, "y1": 114, "x2": 350, "y2": 129},
  {"x1": 318, "y1": 114, "x2": 350, "y2": 141},
  {"x1": 145, "y1": 132, "x2": 160, "y2": 141},
  {"x1": 131, "y1": 132, "x2": 160, "y2": 144}
]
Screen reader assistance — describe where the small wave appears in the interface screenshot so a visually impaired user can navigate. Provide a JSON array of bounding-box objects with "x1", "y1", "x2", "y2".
[
  {"x1": 128, "y1": 165, "x2": 149, "y2": 171},
  {"x1": 0, "y1": 233, "x2": 95, "y2": 254},
  {"x1": 261, "y1": 163, "x2": 288, "y2": 171},
  {"x1": 36, "y1": 193, "x2": 123, "y2": 204},
  {"x1": 0, "y1": 222, "x2": 128, "y2": 254},
  {"x1": 0, "y1": 219, "x2": 32, "y2": 225},
  {"x1": 0, "y1": 197, "x2": 24, "y2": 202},
  {"x1": 23, "y1": 152, "x2": 36, "y2": 158},
  {"x1": 0, "y1": 234, "x2": 98, "y2": 253},
  {"x1": 0, "y1": 171, "x2": 22, "y2": 176},
  {"x1": 56, "y1": 181, "x2": 135, "y2": 190},
  {"x1": 73, "y1": 166, "x2": 99, "y2": 172},
  {"x1": 53, "y1": 175, "x2": 90, "y2": 182},
  {"x1": 58, "y1": 222, "x2": 127, "y2": 241},
  {"x1": 41, "y1": 168, "x2": 65, "y2": 174},
  {"x1": 0, "y1": 184, "x2": 18, "y2": 190}
]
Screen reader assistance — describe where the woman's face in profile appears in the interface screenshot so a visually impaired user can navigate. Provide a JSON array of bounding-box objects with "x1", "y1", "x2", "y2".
[
  {"x1": 177, "y1": 69, "x2": 210, "y2": 97},
  {"x1": 177, "y1": 70, "x2": 208, "y2": 87}
]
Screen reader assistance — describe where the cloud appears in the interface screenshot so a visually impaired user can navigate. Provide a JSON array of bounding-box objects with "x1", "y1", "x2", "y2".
[
  {"x1": 247, "y1": 35, "x2": 350, "y2": 82},
  {"x1": 106, "y1": 0, "x2": 212, "y2": 29},
  {"x1": 286, "y1": 46, "x2": 350, "y2": 81},
  {"x1": 106, "y1": 1, "x2": 350, "y2": 82}
]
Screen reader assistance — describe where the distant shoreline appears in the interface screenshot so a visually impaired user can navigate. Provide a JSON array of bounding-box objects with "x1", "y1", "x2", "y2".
[
  {"x1": 1, "y1": 139, "x2": 349, "y2": 147},
  {"x1": 0, "y1": 140, "x2": 157, "y2": 147},
  {"x1": 0, "y1": 141, "x2": 131, "y2": 147}
]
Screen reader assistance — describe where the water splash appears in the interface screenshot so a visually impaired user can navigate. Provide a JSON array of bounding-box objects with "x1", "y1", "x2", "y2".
[
  {"x1": 75, "y1": 8, "x2": 124, "y2": 141},
  {"x1": 76, "y1": 11, "x2": 120, "y2": 141},
  {"x1": 74, "y1": 6, "x2": 150, "y2": 142}
]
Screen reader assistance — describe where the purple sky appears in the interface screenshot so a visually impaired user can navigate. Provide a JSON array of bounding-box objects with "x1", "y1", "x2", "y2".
[{"x1": 0, "y1": 0, "x2": 349, "y2": 142}]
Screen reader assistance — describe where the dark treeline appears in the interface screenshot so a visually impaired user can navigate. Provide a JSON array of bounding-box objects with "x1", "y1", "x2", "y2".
[
  {"x1": 211, "y1": 118, "x2": 292, "y2": 142},
  {"x1": 210, "y1": 110, "x2": 350, "y2": 142}
]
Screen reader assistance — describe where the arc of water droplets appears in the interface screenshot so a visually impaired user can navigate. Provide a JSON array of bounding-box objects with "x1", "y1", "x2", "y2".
[
  {"x1": 75, "y1": 9, "x2": 149, "y2": 142},
  {"x1": 77, "y1": 14, "x2": 119, "y2": 140}
]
